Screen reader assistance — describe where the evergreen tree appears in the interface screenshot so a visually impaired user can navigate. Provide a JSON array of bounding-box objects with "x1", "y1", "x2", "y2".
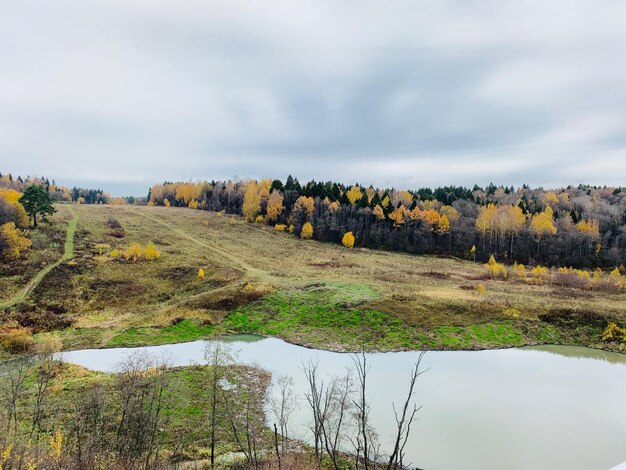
[{"x1": 19, "y1": 185, "x2": 56, "y2": 227}]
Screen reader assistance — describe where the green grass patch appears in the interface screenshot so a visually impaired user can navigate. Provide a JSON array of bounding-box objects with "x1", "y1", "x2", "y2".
[
  {"x1": 429, "y1": 322, "x2": 526, "y2": 349},
  {"x1": 107, "y1": 319, "x2": 215, "y2": 347},
  {"x1": 224, "y1": 282, "x2": 419, "y2": 350}
]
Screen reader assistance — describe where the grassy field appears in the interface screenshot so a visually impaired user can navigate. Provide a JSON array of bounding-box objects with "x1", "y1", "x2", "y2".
[{"x1": 2, "y1": 203, "x2": 626, "y2": 357}]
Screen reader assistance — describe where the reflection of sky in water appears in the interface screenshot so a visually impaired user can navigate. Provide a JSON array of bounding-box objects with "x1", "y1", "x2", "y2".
[{"x1": 58, "y1": 338, "x2": 626, "y2": 470}]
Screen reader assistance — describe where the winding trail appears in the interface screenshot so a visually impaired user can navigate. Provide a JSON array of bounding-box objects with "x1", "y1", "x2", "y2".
[{"x1": 1, "y1": 207, "x2": 79, "y2": 310}]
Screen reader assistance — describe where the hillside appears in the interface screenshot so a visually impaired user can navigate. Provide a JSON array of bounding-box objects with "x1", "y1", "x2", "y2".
[{"x1": 1, "y1": 203, "x2": 626, "y2": 359}]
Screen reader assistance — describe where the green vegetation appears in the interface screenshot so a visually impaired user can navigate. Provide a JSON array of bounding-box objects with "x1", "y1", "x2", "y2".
[
  {"x1": 108, "y1": 318, "x2": 215, "y2": 347},
  {"x1": 1, "y1": 203, "x2": 626, "y2": 360}
]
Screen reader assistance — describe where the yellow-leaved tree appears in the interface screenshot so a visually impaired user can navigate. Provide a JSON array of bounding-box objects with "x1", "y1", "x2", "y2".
[
  {"x1": 242, "y1": 181, "x2": 261, "y2": 222},
  {"x1": 0, "y1": 222, "x2": 32, "y2": 261},
  {"x1": 346, "y1": 186, "x2": 363, "y2": 205},
  {"x1": 475, "y1": 203, "x2": 496, "y2": 249},
  {"x1": 388, "y1": 206, "x2": 405, "y2": 227},
  {"x1": 437, "y1": 214, "x2": 450, "y2": 235},
  {"x1": 266, "y1": 189, "x2": 284, "y2": 224},
  {"x1": 531, "y1": 206, "x2": 557, "y2": 255},
  {"x1": 342, "y1": 231, "x2": 355, "y2": 248},
  {"x1": 301, "y1": 222, "x2": 313, "y2": 239}
]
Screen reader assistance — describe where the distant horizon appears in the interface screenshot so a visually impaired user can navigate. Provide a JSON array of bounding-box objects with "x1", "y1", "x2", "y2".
[{"x1": 1, "y1": 167, "x2": 623, "y2": 198}]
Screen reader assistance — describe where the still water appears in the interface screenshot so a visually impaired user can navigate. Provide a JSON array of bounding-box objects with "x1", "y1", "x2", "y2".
[{"x1": 58, "y1": 336, "x2": 626, "y2": 470}]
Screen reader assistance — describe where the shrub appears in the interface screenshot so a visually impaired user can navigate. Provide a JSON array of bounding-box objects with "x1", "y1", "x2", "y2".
[
  {"x1": 109, "y1": 248, "x2": 121, "y2": 258},
  {"x1": 142, "y1": 242, "x2": 161, "y2": 260},
  {"x1": 198, "y1": 268, "x2": 205, "y2": 279},
  {"x1": 0, "y1": 321, "x2": 34, "y2": 353},
  {"x1": 475, "y1": 283, "x2": 486, "y2": 295},
  {"x1": 510, "y1": 262, "x2": 527, "y2": 279},
  {"x1": 124, "y1": 243, "x2": 143, "y2": 262},
  {"x1": 300, "y1": 222, "x2": 313, "y2": 240},
  {"x1": 106, "y1": 217, "x2": 122, "y2": 228},
  {"x1": 255, "y1": 215, "x2": 264, "y2": 223},
  {"x1": 0, "y1": 222, "x2": 31, "y2": 261},
  {"x1": 531, "y1": 266, "x2": 550, "y2": 284},
  {"x1": 274, "y1": 224, "x2": 287, "y2": 231},
  {"x1": 601, "y1": 322, "x2": 626, "y2": 343},
  {"x1": 188, "y1": 199, "x2": 199, "y2": 209},
  {"x1": 288, "y1": 224, "x2": 294, "y2": 234},
  {"x1": 342, "y1": 231, "x2": 355, "y2": 248},
  {"x1": 554, "y1": 267, "x2": 591, "y2": 289},
  {"x1": 484, "y1": 256, "x2": 507, "y2": 279}
]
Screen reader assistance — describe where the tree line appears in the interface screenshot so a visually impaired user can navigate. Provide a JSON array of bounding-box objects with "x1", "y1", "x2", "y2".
[{"x1": 147, "y1": 177, "x2": 626, "y2": 268}]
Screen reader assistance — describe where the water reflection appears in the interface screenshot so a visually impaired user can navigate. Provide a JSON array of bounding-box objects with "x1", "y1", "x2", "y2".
[{"x1": 50, "y1": 337, "x2": 626, "y2": 470}]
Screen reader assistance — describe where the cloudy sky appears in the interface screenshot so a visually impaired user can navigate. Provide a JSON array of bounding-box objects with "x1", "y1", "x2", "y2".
[{"x1": 1, "y1": 0, "x2": 626, "y2": 195}]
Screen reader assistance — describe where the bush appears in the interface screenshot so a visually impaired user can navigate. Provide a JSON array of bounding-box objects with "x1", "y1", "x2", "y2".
[
  {"x1": 342, "y1": 231, "x2": 355, "y2": 248},
  {"x1": 510, "y1": 262, "x2": 527, "y2": 279},
  {"x1": 0, "y1": 321, "x2": 34, "y2": 353},
  {"x1": 484, "y1": 256, "x2": 507, "y2": 279},
  {"x1": 255, "y1": 215, "x2": 264, "y2": 223},
  {"x1": 0, "y1": 222, "x2": 31, "y2": 261},
  {"x1": 601, "y1": 322, "x2": 626, "y2": 343},
  {"x1": 531, "y1": 266, "x2": 550, "y2": 284},
  {"x1": 124, "y1": 243, "x2": 143, "y2": 262},
  {"x1": 274, "y1": 224, "x2": 286, "y2": 231},
  {"x1": 300, "y1": 222, "x2": 313, "y2": 240},
  {"x1": 554, "y1": 267, "x2": 591, "y2": 290},
  {"x1": 106, "y1": 217, "x2": 122, "y2": 229},
  {"x1": 142, "y1": 242, "x2": 161, "y2": 260}
]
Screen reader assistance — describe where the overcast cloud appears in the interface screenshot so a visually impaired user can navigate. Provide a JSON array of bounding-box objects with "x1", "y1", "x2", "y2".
[{"x1": 1, "y1": 0, "x2": 626, "y2": 195}]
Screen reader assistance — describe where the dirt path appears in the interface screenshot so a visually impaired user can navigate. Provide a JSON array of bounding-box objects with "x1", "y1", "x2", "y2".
[
  {"x1": 1, "y1": 207, "x2": 79, "y2": 310},
  {"x1": 131, "y1": 208, "x2": 271, "y2": 282}
]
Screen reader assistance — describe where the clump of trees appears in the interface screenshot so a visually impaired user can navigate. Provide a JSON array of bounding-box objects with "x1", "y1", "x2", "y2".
[{"x1": 147, "y1": 178, "x2": 626, "y2": 269}]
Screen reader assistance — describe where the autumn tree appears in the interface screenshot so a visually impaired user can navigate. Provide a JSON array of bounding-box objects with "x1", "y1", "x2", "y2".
[
  {"x1": 0, "y1": 222, "x2": 31, "y2": 261},
  {"x1": 531, "y1": 206, "x2": 557, "y2": 256},
  {"x1": 266, "y1": 190, "x2": 284, "y2": 224},
  {"x1": 372, "y1": 205, "x2": 385, "y2": 220},
  {"x1": 346, "y1": 186, "x2": 363, "y2": 205},
  {"x1": 388, "y1": 207, "x2": 405, "y2": 227},
  {"x1": 242, "y1": 181, "x2": 261, "y2": 222},
  {"x1": 342, "y1": 231, "x2": 355, "y2": 248},
  {"x1": 437, "y1": 214, "x2": 450, "y2": 235},
  {"x1": 19, "y1": 185, "x2": 56, "y2": 227},
  {"x1": 301, "y1": 222, "x2": 313, "y2": 239}
]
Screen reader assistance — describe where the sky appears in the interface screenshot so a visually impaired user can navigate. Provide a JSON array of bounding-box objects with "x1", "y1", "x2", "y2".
[{"x1": 1, "y1": 0, "x2": 626, "y2": 196}]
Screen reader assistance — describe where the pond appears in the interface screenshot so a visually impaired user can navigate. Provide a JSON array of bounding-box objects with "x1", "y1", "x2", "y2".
[{"x1": 57, "y1": 336, "x2": 626, "y2": 470}]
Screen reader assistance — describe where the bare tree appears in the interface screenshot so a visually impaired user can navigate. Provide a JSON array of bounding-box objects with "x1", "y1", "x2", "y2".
[
  {"x1": 386, "y1": 352, "x2": 427, "y2": 470},
  {"x1": 30, "y1": 336, "x2": 62, "y2": 436},
  {"x1": 114, "y1": 352, "x2": 170, "y2": 469},
  {"x1": 223, "y1": 368, "x2": 267, "y2": 470},
  {"x1": 204, "y1": 341, "x2": 236, "y2": 469},
  {"x1": 270, "y1": 375, "x2": 296, "y2": 455},
  {"x1": 301, "y1": 359, "x2": 325, "y2": 467},
  {"x1": 0, "y1": 359, "x2": 31, "y2": 436}
]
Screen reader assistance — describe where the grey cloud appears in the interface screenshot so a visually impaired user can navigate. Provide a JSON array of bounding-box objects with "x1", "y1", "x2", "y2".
[{"x1": 1, "y1": 0, "x2": 625, "y2": 195}]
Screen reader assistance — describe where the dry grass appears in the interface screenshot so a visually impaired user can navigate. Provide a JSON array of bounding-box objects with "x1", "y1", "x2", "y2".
[{"x1": 3, "y1": 204, "x2": 626, "y2": 355}]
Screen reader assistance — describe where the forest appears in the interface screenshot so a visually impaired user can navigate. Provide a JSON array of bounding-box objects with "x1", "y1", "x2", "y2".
[{"x1": 146, "y1": 177, "x2": 626, "y2": 269}]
